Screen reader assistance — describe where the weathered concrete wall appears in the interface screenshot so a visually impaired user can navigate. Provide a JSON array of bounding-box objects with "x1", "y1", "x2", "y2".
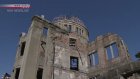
[
  {"x1": 53, "y1": 22, "x2": 89, "y2": 79},
  {"x1": 87, "y1": 33, "x2": 139, "y2": 79},
  {"x1": 11, "y1": 15, "x2": 140, "y2": 79},
  {"x1": 54, "y1": 45, "x2": 88, "y2": 73}
]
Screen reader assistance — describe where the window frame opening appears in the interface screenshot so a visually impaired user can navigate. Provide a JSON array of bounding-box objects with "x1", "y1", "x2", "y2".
[
  {"x1": 69, "y1": 38, "x2": 76, "y2": 47},
  {"x1": 89, "y1": 75, "x2": 100, "y2": 79},
  {"x1": 20, "y1": 42, "x2": 26, "y2": 56},
  {"x1": 70, "y1": 56, "x2": 79, "y2": 71},
  {"x1": 15, "y1": 68, "x2": 20, "y2": 79},
  {"x1": 64, "y1": 24, "x2": 72, "y2": 33},
  {"x1": 89, "y1": 77, "x2": 97, "y2": 79},
  {"x1": 68, "y1": 25, "x2": 72, "y2": 32},
  {"x1": 89, "y1": 51, "x2": 99, "y2": 66},
  {"x1": 43, "y1": 27, "x2": 48, "y2": 36},
  {"x1": 105, "y1": 42, "x2": 119, "y2": 60},
  {"x1": 76, "y1": 27, "x2": 83, "y2": 35},
  {"x1": 37, "y1": 68, "x2": 43, "y2": 79},
  {"x1": 76, "y1": 27, "x2": 78, "y2": 34}
]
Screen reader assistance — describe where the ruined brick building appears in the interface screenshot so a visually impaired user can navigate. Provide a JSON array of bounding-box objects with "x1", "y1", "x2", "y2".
[{"x1": 10, "y1": 15, "x2": 140, "y2": 79}]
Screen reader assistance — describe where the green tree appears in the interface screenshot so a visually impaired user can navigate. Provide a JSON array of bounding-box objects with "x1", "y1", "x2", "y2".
[{"x1": 135, "y1": 51, "x2": 140, "y2": 58}]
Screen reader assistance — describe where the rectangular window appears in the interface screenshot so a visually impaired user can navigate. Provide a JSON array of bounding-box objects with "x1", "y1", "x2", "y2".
[
  {"x1": 68, "y1": 25, "x2": 72, "y2": 32},
  {"x1": 64, "y1": 24, "x2": 67, "y2": 27},
  {"x1": 112, "y1": 43, "x2": 119, "y2": 57},
  {"x1": 106, "y1": 43, "x2": 119, "y2": 60},
  {"x1": 82, "y1": 30, "x2": 83, "y2": 34},
  {"x1": 69, "y1": 38, "x2": 76, "y2": 47},
  {"x1": 43, "y1": 28, "x2": 48, "y2": 36},
  {"x1": 106, "y1": 46, "x2": 112, "y2": 60},
  {"x1": 15, "y1": 68, "x2": 20, "y2": 79},
  {"x1": 20, "y1": 42, "x2": 26, "y2": 56},
  {"x1": 37, "y1": 68, "x2": 43, "y2": 79},
  {"x1": 78, "y1": 28, "x2": 80, "y2": 35},
  {"x1": 79, "y1": 29, "x2": 81, "y2": 35},
  {"x1": 64, "y1": 24, "x2": 68, "y2": 30},
  {"x1": 70, "y1": 56, "x2": 78, "y2": 70},
  {"x1": 76, "y1": 27, "x2": 78, "y2": 34},
  {"x1": 89, "y1": 75, "x2": 100, "y2": 79},
  {"x1": 89, "y1": 77, "x2": 96, "y2": 79},
  {"x1": 89, "y1": 51, "x2": 99, "y2": 66}
]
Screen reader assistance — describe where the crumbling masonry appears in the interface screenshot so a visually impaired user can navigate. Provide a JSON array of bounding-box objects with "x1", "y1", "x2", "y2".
[{"x1": 10, "y1": 15, "x2": 140, "y2": 79}]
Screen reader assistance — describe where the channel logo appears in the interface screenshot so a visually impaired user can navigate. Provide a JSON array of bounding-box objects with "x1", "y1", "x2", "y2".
[{"x1": 0, "y1": 4, "x2": 30, "y2": 9}]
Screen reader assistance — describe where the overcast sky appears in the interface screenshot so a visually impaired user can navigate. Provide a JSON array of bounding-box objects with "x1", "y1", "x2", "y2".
[{"x1": 0, "y1": 0, "x2": 140, "y2": 76}]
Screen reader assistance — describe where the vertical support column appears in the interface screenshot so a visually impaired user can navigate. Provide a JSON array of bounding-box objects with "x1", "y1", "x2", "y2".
[
  {"x1": 96, "y1": 35, "x2": 107, "y2": 68},
  {"x1": 18, "y1": 17, "x2": 43, "y2": 79},
  {"x1": 42, "y1": 28, "x2": 55, "y2": 79},
  {"x1": 92, "y1": 54, "x2": 95, "y2": 66},
  {"x1": 120, "y1": 39, "x2": 130, "y2": 60},
  {"x1": 110, "y1": 45, "x2": 114, "y2": 58},
  {"x1": 105, "y1": 49, "x2": 108, "y2": 60}
]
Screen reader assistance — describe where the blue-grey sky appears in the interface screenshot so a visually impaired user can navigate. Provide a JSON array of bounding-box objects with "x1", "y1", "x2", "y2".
[{"x1": 0, "y1": 0, "x2": 140, "y2": 76}]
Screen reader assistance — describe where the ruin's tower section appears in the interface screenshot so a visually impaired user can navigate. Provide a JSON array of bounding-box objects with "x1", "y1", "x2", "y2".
[{"x1": 10, "y1": 16, "x2": 89, "y2": 79}]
